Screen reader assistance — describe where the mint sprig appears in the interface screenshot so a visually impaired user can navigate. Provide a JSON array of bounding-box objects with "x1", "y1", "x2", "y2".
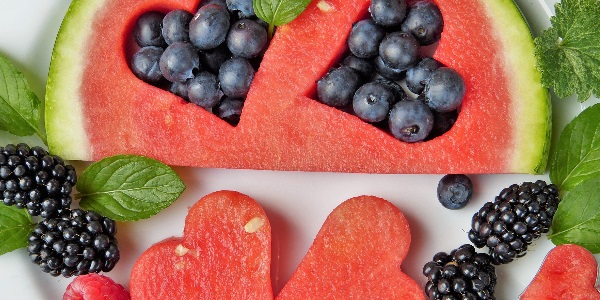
[
  {"x1": 533, "y1": 0, "x2": 600, "y2": 101},
  {"x1": 549, "y1": 176, "x2": 600, "y2": 253},
  {"x1": 254, "y1": 0, "x2": 312, "y2": 38},
  {"x1": 0, "y1": 205, "x2": 35, "y2": 255},
  {"x1": 0, "y1": 54, "x2": 46, "y2": 143},
  {"x1": 549, "y1": 103, "x2": 600, "y2": 191},
  {"x1": 77, "y1": 155, "x2": 186, "y2": 222}
]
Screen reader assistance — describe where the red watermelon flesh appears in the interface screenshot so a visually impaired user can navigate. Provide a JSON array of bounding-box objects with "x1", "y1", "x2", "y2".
[
  {"x1": 45, "y1": 0, "x2": 549, "y2": 173},
  {"x1": 275, "y1": 195, "x2": 425, "y2": 299},
  {"x1": 520, "y1": 244, "x2": 600, "y2": 300},
  {"x1": 129, "y1": 190, "x2": 272, "y2": 299}
]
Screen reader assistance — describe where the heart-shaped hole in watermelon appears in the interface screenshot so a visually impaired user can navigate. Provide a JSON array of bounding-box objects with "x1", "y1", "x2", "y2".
[{"x1": 126, "y1": 1, "x2": 270, "y2": 127}]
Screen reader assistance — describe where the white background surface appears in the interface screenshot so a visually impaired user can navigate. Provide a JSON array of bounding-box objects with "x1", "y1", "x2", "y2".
[{"x1": 0, "y1": 0, "x2": 598, "y2": 299}]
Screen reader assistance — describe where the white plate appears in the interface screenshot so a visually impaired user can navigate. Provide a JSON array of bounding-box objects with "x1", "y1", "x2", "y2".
[{"x1": 0, "y1": 0, "x2": 598, "y2": 299}]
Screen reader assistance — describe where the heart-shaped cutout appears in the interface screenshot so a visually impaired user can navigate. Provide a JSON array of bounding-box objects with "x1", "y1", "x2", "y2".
[
  {"x1": 276, "y1": 195, "x2": 425, "y2": 299},
  {"x1": 129, "y1": 190, "x2": 272, "y2": 299},
  {"x1": 520, "y1": 244, "x2": 600, "y2": 299}
]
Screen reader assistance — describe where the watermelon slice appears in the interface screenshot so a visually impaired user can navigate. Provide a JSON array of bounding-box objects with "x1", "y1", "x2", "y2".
[
  {"x1": 45, "y1": 0, "x2": 550, "y2": 173},
  {"x1": 276, "y1": 195, "x2": 425, "y2": 299},
  {"x1": 520, "y1": 244, "x2": 600, "y2": 300},
  {"x1": 129, "y1": 190, "x2": 272, "y2": 299}
]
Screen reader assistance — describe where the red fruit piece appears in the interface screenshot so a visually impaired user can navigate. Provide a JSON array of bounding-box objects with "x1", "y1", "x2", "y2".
[
  {"x1": 129, "y1": 190, "x2": 272, "y2": 299},
  {"x1": 63, "y1": 273, "x2": 130, "y2": 300},
  {"x1": 520, "y1": 244, "x2": 600, "y2": 300},
  {"x1": 276, "y1": 195, "x2": 425, "y2": 299}
]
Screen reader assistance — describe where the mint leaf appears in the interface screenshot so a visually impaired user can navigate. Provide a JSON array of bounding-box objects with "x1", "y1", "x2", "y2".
[
  {"x1": 533, "y1": 0, "x2": 600, "y2": 101},
  {"x1": 0, "y1": 53, "x2": 46, "y2": 142},
  {"x1": 549, "y1": 103, "x2": 600, "y2": 191},
  {"x1": 77, "y1": 155, "x2": 186, "y2": 222},
  {"x1": 549, "y1": 176, "x2": 600, "y2": 253},
  {"x1": 0, "y1": 205, "x2": 35, "y2": 255},
  {"x1": 254, "y1": 0, "x2": 311, "y2": 37}
]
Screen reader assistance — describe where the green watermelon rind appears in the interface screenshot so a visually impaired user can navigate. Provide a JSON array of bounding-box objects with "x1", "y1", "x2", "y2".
[
  {"x1": 45, "y1": 0, "x2": 99, "y2": 160},
  {"x1": 483, "y1": 0, "x2": 551, "y2": 173}
]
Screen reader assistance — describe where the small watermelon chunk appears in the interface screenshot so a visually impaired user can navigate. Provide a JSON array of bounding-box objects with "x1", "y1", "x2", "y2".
[
  {"x1": 45, "y1": 0, "x2": 550, "y2": 173},
  {"x1": 520, "y1": 244, "x2": 600, "y2": 300},
  {"x1": 276, "y1": 195, "x2": 425, "y2": 299},
  {"x1": 129, "y1": 190, "x2": 272, "y2": 299}
]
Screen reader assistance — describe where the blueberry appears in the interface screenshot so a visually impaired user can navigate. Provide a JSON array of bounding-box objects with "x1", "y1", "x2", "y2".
[
  {"x1": 347, "y1": 19, "x2": 385, "y2": 58},
  {"x1": 133, "y1": 11, "x2": 166, "y2": 47},
  {"x1": 437, "y1": 174, "x2": 473, "y2": 210},
  {"x1": 342, "y1": 55, "x2": 374, "y2": 80},
  {"x1": 372, "y1": 78, "x2": 407, "y2": 104},
  {"x1": 401, "y1": 1, "x2": 444, "y2": 46},
  {"x1": 226, "y1": 0, "x2": 255, "y2": 18},
  {"x1": 388, "y1": 99, "x2": 433, "y2": 142},
  {"x1": 405, "y1": 57, "x2": 441, "y2": 94},
  {"x1": 169, "y1": 81, "x2": 189, "y2": 99},
  {"x1": 424, "y1": 67, "x2": 466, "y2": 112},
  {"x1": 162, "y1": 9, "x2": 194, "y2": 45},
  {"x1": 379, "y1": 32, "x2": 420, "y2": 70},
  {"x1": 227, "y1": 19, "x2": 268, "y2": 58},
  {"x1": 189, "y1": 4, "x2": 230, "y2": 50},
  {"x1": 370, "y1": 0, "x2": 407, "y2": 27},
  {"x1": 374, "y1": 56, "x2": 406, "y2": 81},
  {"x1": 131, "y1": 46, "x2": 164, "y2": 83},
  {"x1": 427, "y1": 109, "x2": 458, "y2": 139},
  {"x1": 199, "y1": 44, "x2": 232, "y2": 73},
  {"x1": 352, "y1": 82, "x2": 394, "y2": 123},
  {"x1": 218, "y1": 57, "x2": 255, "y2": 98},
  {"x1": 215, "y1": 97, "x2": 244, "y2": 126},
  {"x1": 159, "y1": 42, "x2": 200, "y2": 82},
  {"x1": 316, "y1": 66, "x2": 361, "y2": 108},
  {"x1": 187, "y1": 71, "x2": 224, "y2": 108}
]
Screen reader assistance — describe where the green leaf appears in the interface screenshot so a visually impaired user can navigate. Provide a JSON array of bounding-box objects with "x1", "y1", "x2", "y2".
[
  {"x1": 0, "y1": 53, "x2": 46, "y2": 142},
  {"x1": 549, "y1": 103, "x2": 600, "y2": 191},
  {"x1": 549, "y1": 176, "x2": 600, "y2": 253},
  {"x1": 254, "y1": 0, "x2": 311, "y2": 37},
  {"x1": 0, "y1": 205, "x2": 35, "y2": 255},
  {"x1": 533, "y1": 0, "x2": 600, "y2": 101},
  {"x1": 77, "y1": 155, "x2": 186, "y2": 222}
]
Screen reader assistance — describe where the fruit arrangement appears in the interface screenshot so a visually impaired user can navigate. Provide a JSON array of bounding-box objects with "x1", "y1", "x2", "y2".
[{"x1": 1, "y1": 0, "x2": 600, "y2": 299}]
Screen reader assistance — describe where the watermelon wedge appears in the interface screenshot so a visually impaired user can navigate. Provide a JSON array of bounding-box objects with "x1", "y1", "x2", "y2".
[
  {"x1": 129, "y1": 190, "x2": 272, "y2": 299},
  {"x1": 520, "y1": 244, "x2": 600, "y2": 300},
  {"x1": 276, "y1": 195, "x2": 424, "y2": 299},
  {"x1": 45, "y1": 0, "x2": 550, "y2": 173}
]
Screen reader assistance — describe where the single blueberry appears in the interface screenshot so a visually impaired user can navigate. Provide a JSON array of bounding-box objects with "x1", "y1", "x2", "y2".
[
  {"x1": 352, "y1": 82, "x2": 394, "y2": 123},
  {"x1": 437, "y1": 174, "x2": 473, "y2": 210},
  {"x1": 189, "y1": 4, "x2": 230, "y2": 50},
  {"x1": 215, "y1": 97, "x2": 244, "y2": 126},
  {"x1": 133, "y1": 11, "x2": 166, "y2": 47},
  {"x1": 347, "y1": 19, "x2": 386, "y2": 58},
  {"x1": 227, "y1": 19, "x2": 268, "y2": 58},
  {"x1": 187, "y1": 71, "x2": 224, "y2": 108},
  {"x1": 159, "y1": 42, "x2": 200, "y2": 82},
  {"x1": 226, "y1": 0, "x2": 255, "y2": 18},
  {"x1": 316, "y1": 66, "x2": 361, "y2": 108},
  {"x1": 405, "y1": 57, "x2": 441, "y2": 94},
  {"x1": 162, "y1": 9, "x2": 194, "y2": 45},
  {"x1": 372, "y1": 77, "x2": 407, "y2": 104},
  {"x1": 388, "y1": 99, "x2": 433, "y2": 142},
  {"x1": 218, "y1": 57, "x2": 255, "y2": 98},
  {"x1": 169, "y1": 80, "x2": 189, "y2": 100},
  {"x1": 374, "y1": 56, "x2": 406, "y2": 81},
  {"x1": 130, "y1": 46, "x2": 164, "y2": 83},
  {"x1": 342, "y1": 55, "x2": 375, "y2": 80},
  {"x1": 401, "y1": 1, "x2": 444, "y2": 46},
  {"x1": 370, "y1": 0, "x2": 407, "y2": 27},
  {"x1": 424, "y1": 67, "x2": 466, "y2": 112},
  {"x1": 379, "y1": 31, "x2": 420, "y2": 70}
]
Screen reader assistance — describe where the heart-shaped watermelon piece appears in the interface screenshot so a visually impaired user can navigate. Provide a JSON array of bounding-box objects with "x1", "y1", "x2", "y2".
[
  {"x1": 520, "y1": 244, "x2": 600, "y2": 300},
  {"x1": 129, "y1": 190, "x2": 272, "y2": 299},
  {"x1": 45, "y1": 0, "x2": 550, "y2": 173}
]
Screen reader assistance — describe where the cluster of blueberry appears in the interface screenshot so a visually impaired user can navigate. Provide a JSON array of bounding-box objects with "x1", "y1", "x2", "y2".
[
  {"x1": 130, "y1": 0, "x2": 267, "y2": 126},
  {"x1": 316, "y1": 0, "x2": 465, "y2": 143},
  {"x1": 0, "y1": 143, "x2": 120, "y2": 278}
]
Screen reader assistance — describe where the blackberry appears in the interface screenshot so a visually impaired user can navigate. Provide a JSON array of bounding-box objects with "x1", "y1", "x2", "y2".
[
  {"x1": 423, "y1": 244, "x2": 497, "y2": 299},
  {"x1": 27, "y1": 208, "x2": 120, "y2": 277},
  {"x1": 0, "y1": 143, "x2": 76, "y2": 218},
  {"x1": 468, "y1": 180, "x2": 560, "y2": 265}
]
